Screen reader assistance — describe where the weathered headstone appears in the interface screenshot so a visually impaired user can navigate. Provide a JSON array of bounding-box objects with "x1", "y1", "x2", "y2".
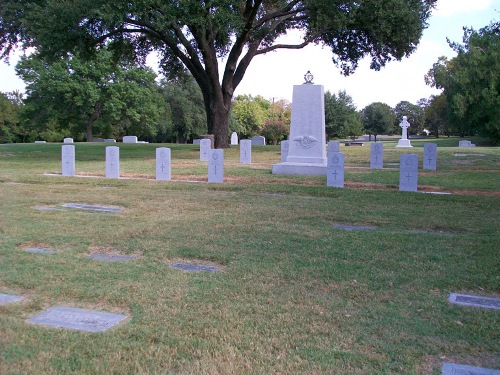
[
  {"x1": 156, "y1": 147, "x2": 171, "y2": 181},
  {"x1": 423, "y1": 143, "x2": 437, "y2": 170},
  {"x1": 208, "y1": 149, "x2": 224, "y2": 183},
  {"x1": 443, "y1": 363, "x2": 500, "y2": 375},
  {"x1": 193, "y1": 139, "x2": 201, "y2": 145},
  {"x1": 230, "y1": 132, "x2": 238, "y2": 145},
  {"x1": 199, "y1": 139, "x2": 211, "y2": 161},
  {"x1": 328, "y1": 141, "x2": 340, "y2": 153},
  {"x1": 280, "y1": 140, "x2": 289, "y2": 162},
  {"x1": 399, "y1": 154, "x2": 418, "y2": 192},
  {"x1": 63, "y1": 138, "x2": 73, "y2": 143},
  {"x1": 251, "y1": 136, "x2": 266, "y2": 145},
  {"x1": 370, "y1": 142, "x2": 384, "y2": 169},
  {"x1": 105, "y1": 146, "x2": 120, "y2": 178},
  {"x1": 272, "y1": 72, "x2": 327, "y2": 175},
  {"x1": 28, "y1": 306, "x2": 127, "y2": 332},
  {"x1": 61, "y1": 145, "x2": 75, "y2": 177},
  {"x1": 0, "y1": 293, "x2": 23, "y2": 305},
  {"x1": 459, "y1": 140, "x2": 476, "y2": 147},
  {"x1": 240, "y1": 139, "x2": 252, "y2": 164},
  {"x1": 123, "y1": 136, "x2": 138, "y2": 143},
  {"x1": 327, "y1": 152, "x2": 344, "y2": 188},
  {"x1": 396, "y1": 116, "x2": 413, "y2": 148}
]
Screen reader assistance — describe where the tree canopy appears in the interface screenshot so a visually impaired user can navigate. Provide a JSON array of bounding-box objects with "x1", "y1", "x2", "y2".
[
  {"x1": 324, "y1": 90, "x2": 362, "y2": 140},
  {"x1": 361, "y1": 102, "x2": 394, "y2": 141},
  {"x1": 1, "y1": 0, "x2": 437, "y2": 147}
]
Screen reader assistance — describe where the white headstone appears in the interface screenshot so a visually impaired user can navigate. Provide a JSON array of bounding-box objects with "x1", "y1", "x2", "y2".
[
  {"x1": 123, "y1": 136, "x2": 138, "y2": 143},
  {"x1": 193, "y1": 139, "x2": 201, "y2": 145},
  {"x1": 231, "y1": 132, "x2": 238, "y2": 145},
  {"x1": 399, "y1": 154, "x2": 418, "y2": 192},
  {"x1": 63, "y1": 138, "x2": 74, "y2": 143},
  {"x1": 280, "y1": 140, "x2": 289, "y2": 162},
  {"x1": 156, "y1": 147, "x2": 171, "y2": 180},
  {"x1": 370, "y1": 142, "x2": 384, "y2": 169},
  {"x1": 105, "y1": 146, "x2": 120, "y2": 178},
  {"x1": 459, "y1": 140, "x2": 476, "y2": 147},
  {"x1": 35, "y1": 140, "x2": 46, "y2": 144},
  {"x1": 104, "y1": 139, "x2": 116, "y2": 143},
  {"x1": 396, "y1": 116, "x2": 413, "y2": 148},
  {"x1": 327, "y1": 152, "x2": 345, "y2": 188},
  {"x1": 208, "y1": 149, "x2": 224, "y2": 183},
  {"x1": 251, "y1": 136, "x2": 266, "y2": 145},
  {"x1": 61, "y1": 145, "x2": 75, "y2": 177},
  {"x1": 272, "y1": 78, "x2": 327, "y2": 175},
  {"x1": 199, "y1": 139, "x2": 211, "y2": 161},
  {"x1": 423, "y1": 143, "x2": 437, "y2": 171},
  {"x1": 328, "y1": 141, "x2": 340, "y2": 153},
  {"x1": 240, "y1": 139, "x2": 252, "y2": 164}
]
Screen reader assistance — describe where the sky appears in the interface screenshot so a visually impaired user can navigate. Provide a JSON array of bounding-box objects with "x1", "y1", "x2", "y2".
[{"x1": 0, "y1": 0, "x2": 498, "y2": 110}]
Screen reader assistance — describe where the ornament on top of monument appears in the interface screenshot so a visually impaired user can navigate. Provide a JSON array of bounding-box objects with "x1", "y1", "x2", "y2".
[{"x1": 304, "y1": 71, "x2": 314, "y2": 84}]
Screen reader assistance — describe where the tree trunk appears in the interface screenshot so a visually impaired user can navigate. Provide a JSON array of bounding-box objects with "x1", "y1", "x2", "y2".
[
  {"x1": 86, "y1": 102, "x2": 103, "y2": 142},
  {"x1": 203, "y1": 90, "x2": 230, "y2": 149}
]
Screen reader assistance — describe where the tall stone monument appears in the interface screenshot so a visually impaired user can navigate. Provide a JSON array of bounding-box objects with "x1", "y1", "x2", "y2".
[
  {"x1": 396, "y1": 116, "x2": 413, "y2": 148},
  {"x1": 272, "y1": 71, "x2": 327, "y2": 175}
]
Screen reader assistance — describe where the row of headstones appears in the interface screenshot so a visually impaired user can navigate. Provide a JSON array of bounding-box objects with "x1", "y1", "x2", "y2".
[
  {"x1": 61, "y1": 136, "x2": 147, "y2": 144},
  {"x1": 326, "y1": 141, "x2": 438, "y2": 192},
  {"x1": 194, "y1": 134, "x2": 266, "y2": 146}
]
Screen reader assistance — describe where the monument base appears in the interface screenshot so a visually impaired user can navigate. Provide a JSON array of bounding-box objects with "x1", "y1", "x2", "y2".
[
  {"x1": 272, "y1": 162, "x2": 327, "y2": 176},
  {"x1": 396, "y1": 139, "x2": 413, "y2": 148}
]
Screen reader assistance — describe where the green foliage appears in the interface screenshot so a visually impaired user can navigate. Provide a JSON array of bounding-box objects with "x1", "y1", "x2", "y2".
[
  {"x1": 230, "y1": 95, "x2": 270, "y2": 137},
  {"x1": 0, "y1": 91, "x2": 24, "y2": 143},
  {"x1": 392, "y1": 100, "x2": 425, "y2": 135},
  {"x1": 424, "y1": 94, "x2": 452, "y2": 137},
  {"x1": 426, "y1": 21, "x2": 500, "y2": 142},
  {"x1": 361, "y1": 102, "x2": 394, "y2": 140},
  {"x1": 16, "y1": 50, "x2": 165, "y2": 141},
  {"x1": 324, "y1": 90, "x2": 362, "y2": 139},
  {"x1": 0, "y1": 0, "x2": 437, "y2": 148},
  {"x1": 260, "y1": 119, "x2": 289, "y2": 145}
]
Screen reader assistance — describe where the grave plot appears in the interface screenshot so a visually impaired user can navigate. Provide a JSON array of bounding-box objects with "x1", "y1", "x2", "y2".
[
  {"x1": 443, "y1": 363, "x2": 500, "y2": 375},
  {"x1": 0, "y1": 294, "x2": 23, "y2": 305},
  {"x1": 449, "y1": 293, "x2": 500, "y2": 310},
  {"x1": 28, "y1": 306, "x2": 127, "y2": 332}
]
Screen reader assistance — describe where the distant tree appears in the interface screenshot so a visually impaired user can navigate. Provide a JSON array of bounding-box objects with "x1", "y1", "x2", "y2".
[
  {"x1": 392, "y1": 101, "x2": 425, "y2": 135},
  {"x1": 159, "y1": 73, "x2": 207, "y2": 143},
  {"x1": 231, "y1": 95, "x2": 269, "y2": 138},
  {"x1": 425, "y1": 21, "x2": 500, "y2": 142},
  {"x1": 424, "y1": 94, "x2": 451, "y2": 137},
  {"x1": 0, "y1": 91, "x2": 23, "y2": 142},
  {"x1": 260, "y1": 119, "x2": 289, "y2": 145},
  {"x1": 0, "y1": 0, "x2": 438, "y2": 148},
  {"x1": 324, "y1": 90, "x2": 361, "y2": 139},
  {"x1": 361, "y1": 102, "x2": 394, "y2": 141},
  {"x1": 269, "y1": 99, "x2": 292, "y2": 127}
]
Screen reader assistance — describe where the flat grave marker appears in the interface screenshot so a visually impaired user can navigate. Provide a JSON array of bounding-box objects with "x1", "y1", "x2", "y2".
[
  {"x1": 454, "y1": 153, "x2": 486, "y2": 157},
  {"x1": 399, "y1": 154, "x2": 418, "y2": 192},
  {"x1": 443, "y1": 363, "x2": 500, "y2": 375},
  {"x1": 170, "y1": 263, "x2": 220, "y2": 273},
  {"x1": 156, "y1": 147, "x2": 171, "y2": 181},
  {"x1": 370, "y1": 142, "x2": 384, "y2": 169},
  {"x1": 423, "y1": 143, "x2": 437, "y2": 170},
  {"x1": 449, "y1": 293, "x2": 500, "y2": 310},
  {"x1": 240, "y1": 139, "x2": 252, "y2": 164},
  {"x1": 28, "y1": 306, "x2": 127, "y2": 332},
  {"x1": 26, "y1": 248, "x2": 57, "y2": 254},
  {"x1": 208, "y1": 149, "x2": 224, "y2": 183},
  {"x1": 0, "y1": 294, "x2": 23, "y2": 305},
  {"x1": 61, "y1": 145, "x2": 75, "y2": 177},
  {"x1": 327, "y1": 152, "x2": 344, "y2": 188},
  {"x1": 88, "y1": 254, "x2": 136, "y2": 262},
  {"x1": 62, "y1": 203, "x2": 123, "y2": 213},
  {"x1": 332, "y1": 223, "x2": 377, "y2": 231},
  {"x1": 105, "y1": 146, "x2": 120, "y2": 178}
]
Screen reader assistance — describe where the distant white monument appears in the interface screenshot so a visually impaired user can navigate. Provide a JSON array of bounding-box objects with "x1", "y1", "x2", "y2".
[
  {"x1": 230, "y1": 132, "x2": 238, "y2": 145},
  {"x1": 272, "y1": 71, "x2": 327, "y2": 175},
  {"x1": 396, "y1": 116, "x2": 413, "y2": 148}
]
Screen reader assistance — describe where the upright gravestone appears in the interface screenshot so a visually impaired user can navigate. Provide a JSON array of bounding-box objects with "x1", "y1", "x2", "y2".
[
  {"x1": 328, "y1": 141, "x2": 340, "y2": 153},
  {"x1": 231, "y1": 132, "x2": 238, "y2": 145},
  {"x1": 272, "y1": 71, "x2": 327, "y2": 175},
  {"x1": 251, "y1": 136, "x2": 266, "y2": 145},
  {"x1": 399, "y1": 154, "x2": 418, "y2": 192},
  {"x1": 423, "y1": 143, "x2": 437, "y2": 171},
  {"x1": 327, "y1": 151, "x2": 345, "y2": 188},
  {"x1": 370, "y1": 142, "x2": 384, "y2": 169},
  {"x1": 123, "y1": 136, "x2": 138, "y2": 143},
  {"x1": 63, "y1": 138, "x2": 73, "y2": 143},
  {"x1": 280, "y1": 140, "x2": 289, "y2": 162},
  {"x1": 208, "y1": 149, "x2": 224, "y2": 183},
  {"x1": 396, "y1": 116, "x2": 413, "y2": 148},
  {"x1": 240, "y1": 139, "x2": 252, "y2": 164},
  {"x1": 105, "y1": 146, "x2": 120, "y2": 178},
  {"x1": 199, "y1": 139, "x2": 211, "y2": 161},
  {"x1": 61, "y1": 145, "x2": 76, "y2": 177},
  {"x1": 156, "y1": 147, "x2": 171, "y2": 180}
]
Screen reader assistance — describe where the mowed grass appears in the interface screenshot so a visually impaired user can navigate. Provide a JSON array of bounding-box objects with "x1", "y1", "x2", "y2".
[{"x1": 0, "y1": 138, "x2": 499, "y2": 374}]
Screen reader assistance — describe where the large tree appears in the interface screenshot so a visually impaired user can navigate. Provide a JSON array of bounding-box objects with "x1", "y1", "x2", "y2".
[
  {"x1": 324, "y1": 90, "x2": 362, "y2": 139},
  {"x1": 425, "y1": 21, "x2": 500, "y2": 141},
  {"x1": 1, "y1": 0, "x2": 437, "y2": 148},
  {"x1": 361, "y1": 102, "x2": 394, "y2": 141}
]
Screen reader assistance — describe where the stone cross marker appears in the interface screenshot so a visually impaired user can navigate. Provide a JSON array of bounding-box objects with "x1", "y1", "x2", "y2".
[
  {"x1": 370, "y1": 142, "x2": 384, "y2": 169},
  {"x1": 156, "y1": 147, "x2": 171, "y2": 180},
  {"x1": 423, "y1": 143, "x2": 437, "y2": 171},
  {"x1": 208, "y1": 149, "x2": 224, "y2": 183},
  {"x1": 399, "y1": 154, "x2": 418, "y2": 192},
  {"x1": 199, "y1": 139, "x2": 211, "y2": 161},
  {"x1": 396, "y1": 116, "x2": 413, "y2": 148},
  {"x1": 240, "y1": 139, "x2": 252, "y2": 164},
  {"x1": 105, "y1": 146, "x2": 120, "y2": 178},
  {"x1": 280, "y1": 140, "x2": 289, "y2": 162},
  {"x1": 230, "y1": 132, "x2": 238, "y2": 145},
  {"x1": 328, "y1": 141, "x2": 340, "y2": 153},
  {"x1": 327, "y1": 151, "x2": 345, "y2": 188},
  {"x1": 61, "y1": 145, "x2": 75, "y2": 177}
]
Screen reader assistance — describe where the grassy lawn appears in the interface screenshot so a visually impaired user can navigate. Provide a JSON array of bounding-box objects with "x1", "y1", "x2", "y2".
[{"x1": 1, "y1": 138, "x2": 499, "y2": 374}]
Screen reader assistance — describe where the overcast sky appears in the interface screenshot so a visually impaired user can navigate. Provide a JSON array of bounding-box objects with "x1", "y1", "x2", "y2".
[{"x1": 1, "y1": 0, "x2": 498, "y2": 110}]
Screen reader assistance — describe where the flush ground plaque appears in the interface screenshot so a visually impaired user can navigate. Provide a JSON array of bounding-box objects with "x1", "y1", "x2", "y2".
[
  {"x1": 449, "y1": 293, "x2": 500, "y2": 310},
  {"x1": 26, "y1": 248, "x2": 57, "y2": 254},
  {"x1": 88, "y1": 254, "x2": 136, "y2": 262},
  {"x1": 443, "y1": 363, "x2": 500, "y2": 374},
  {"x1": 28, "y1": 306, "x2": 127, "y2": 332},
  {"x1": 332, "y1": 224, "x2": 377, "y2": 231},
  {"x1": 62, "y1": 203, "x2": 123, "y2": 213},
  {"x1": 0, "y1": 294, "x2": 23, "y2": 305},
  {"x1": 170, "y1": 263, "x2": 220, "y2": 272}
]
